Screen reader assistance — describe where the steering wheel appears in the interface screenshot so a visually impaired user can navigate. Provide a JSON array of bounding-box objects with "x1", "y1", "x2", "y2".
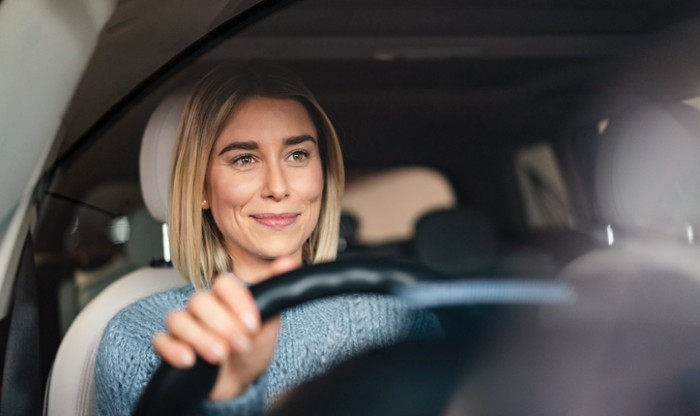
[{"x1": 133, "y1": 259, "x2": 441, "y2": 415}]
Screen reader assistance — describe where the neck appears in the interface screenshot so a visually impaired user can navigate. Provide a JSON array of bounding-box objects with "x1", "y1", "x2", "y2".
[{"x1": 229, "y1": 250, "x2": 303, "y2": 284}]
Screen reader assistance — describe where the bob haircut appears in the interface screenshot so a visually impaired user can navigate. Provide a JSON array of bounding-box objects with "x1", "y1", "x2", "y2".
[{"x1": 169, "y1": 64, "x2": 345, "y2": 288}]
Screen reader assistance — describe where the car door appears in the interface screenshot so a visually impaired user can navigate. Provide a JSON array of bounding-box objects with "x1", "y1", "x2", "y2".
[{"x1": 0, "y1": 0, "x2": 116, "y2": 413}]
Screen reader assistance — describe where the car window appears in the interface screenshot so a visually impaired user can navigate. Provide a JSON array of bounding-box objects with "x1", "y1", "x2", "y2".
[{"x1": 515, "y1": 142, "x2": 575, "y2": 229}]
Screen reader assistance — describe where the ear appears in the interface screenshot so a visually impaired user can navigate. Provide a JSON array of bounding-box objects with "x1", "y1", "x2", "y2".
[
  {"x1": 201, "y1": 167, "x2": 213, "y2": 210},
  {"x1": 201, "y1": 187, "x2": 210, "y2": 210}
]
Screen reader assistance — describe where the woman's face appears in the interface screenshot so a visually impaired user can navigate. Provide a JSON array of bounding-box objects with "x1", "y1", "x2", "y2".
[{"x1": 205, "y1": 97, "x2": 324, "y2": 277}]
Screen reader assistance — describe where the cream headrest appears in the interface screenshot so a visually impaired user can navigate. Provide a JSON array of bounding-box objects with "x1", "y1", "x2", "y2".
[{"x1": 139, "y1": 94, "x2": 188, "y2": 223}]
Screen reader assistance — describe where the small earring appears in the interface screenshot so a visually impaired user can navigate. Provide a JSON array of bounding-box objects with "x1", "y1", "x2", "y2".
[{"x1": 201, "y1": 200, "x2": 208, "y2": 209}]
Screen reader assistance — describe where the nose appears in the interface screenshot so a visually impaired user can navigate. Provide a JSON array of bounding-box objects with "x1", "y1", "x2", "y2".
[{"x1": 262, "y1": 161, "x2": 289, "y2": 201}]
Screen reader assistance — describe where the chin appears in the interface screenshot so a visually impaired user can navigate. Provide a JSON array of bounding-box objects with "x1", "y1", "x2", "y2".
[{"x1": 254, "y1": 243, "x2": 303, "y2": 261}]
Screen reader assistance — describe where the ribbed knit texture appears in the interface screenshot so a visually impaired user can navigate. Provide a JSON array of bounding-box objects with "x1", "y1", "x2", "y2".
[{"x1": 95, "y1": 284, "x2": 439, "y2": 416}]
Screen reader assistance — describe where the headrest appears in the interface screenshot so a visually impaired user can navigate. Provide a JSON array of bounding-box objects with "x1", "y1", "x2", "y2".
[
  {"x1": 338, "y1": 212, "x2": 360, "y2": 252},
  {"x1": 596, "y1": 101, "x2": 700, "y2": 236},
  {"x1": 342, "y1": 167, "x2": 456, "y2": 244},
  {"x1": 139, "y1": 94, "x2": 188, "y2": 223},
  {"x1": 64, "y1": 183, "x2": 141, "y2": 270},
  {"x1": 413, "y1": 208, "x2": 498, "y2": 275},
  {"x1": 124, "y1": 206, "x2": 164, "y2": 266}
]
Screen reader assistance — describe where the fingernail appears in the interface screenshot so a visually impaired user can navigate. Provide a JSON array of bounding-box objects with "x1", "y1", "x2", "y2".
[
  {"x1": 242, "y1": 313, "x2": 260, "y2": 332},
  {"x1": 180, "y1": 352, "x2": 195, "y2": 368},
  {"x1": 210, "y1": 343, "x2": 226, "y2": 361},
  {"x1": 231, "y1": 334, "x2": 251, "y2": 353}
]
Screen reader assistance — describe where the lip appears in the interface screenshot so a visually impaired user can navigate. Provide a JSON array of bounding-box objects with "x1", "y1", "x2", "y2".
[{"x1": 251, "y1": 213, "x2": 300, "y2": 229}]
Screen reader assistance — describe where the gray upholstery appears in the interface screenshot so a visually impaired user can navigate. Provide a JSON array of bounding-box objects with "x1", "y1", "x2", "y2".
[
  {"x1": 595, "y1": 101, "x2": 700, "y2": 236},
  {"x1": 44, "y1": 95, "x2": 187, "y2": 416},
  {"x1": 559, "y1": 101, "x2": 700, "y2": 325}
]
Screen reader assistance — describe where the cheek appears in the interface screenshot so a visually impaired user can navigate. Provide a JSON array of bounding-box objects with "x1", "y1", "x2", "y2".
[
  {"x1": 207, "y1": 169, "x2": 256, "y2": 213},
  {"x1": 301, "y1": 164, "x2": 325, "y2": 237},
  {"x1": 300, "y1": 162, "x2": 325, "y2": 203}
]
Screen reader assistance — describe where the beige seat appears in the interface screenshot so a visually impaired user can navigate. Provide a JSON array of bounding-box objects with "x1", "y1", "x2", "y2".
[{"x1": 43, "y1": 94, "x2": 188, "y2": 416}]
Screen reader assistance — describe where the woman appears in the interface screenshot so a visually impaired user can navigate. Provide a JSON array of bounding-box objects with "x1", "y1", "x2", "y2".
[{"x1": 95, "y1": 65, "x2": 438, "y2": 415}]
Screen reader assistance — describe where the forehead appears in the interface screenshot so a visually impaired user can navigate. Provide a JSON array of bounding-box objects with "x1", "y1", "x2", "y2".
[{"x1": 219, "y1": 96, "x2": 317, "y2": 141}]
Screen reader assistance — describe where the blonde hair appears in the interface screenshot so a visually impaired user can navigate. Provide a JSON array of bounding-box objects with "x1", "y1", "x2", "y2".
[{"x1": 169, "y1": 65, "x2": 345, "y2": 288}]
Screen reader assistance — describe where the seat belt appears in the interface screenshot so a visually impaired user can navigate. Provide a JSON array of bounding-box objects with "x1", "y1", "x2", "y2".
[{"x1": 0, "y1": 235, "x2": 42, "y2": 416}]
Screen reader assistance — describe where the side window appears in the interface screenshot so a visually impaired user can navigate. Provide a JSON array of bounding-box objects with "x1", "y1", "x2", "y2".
[{"x1": 514, "y1": 142, "x2": 576, "y2": 229}]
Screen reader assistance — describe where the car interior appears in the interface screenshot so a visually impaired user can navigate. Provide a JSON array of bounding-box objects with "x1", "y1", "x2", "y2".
[{"x1": 4, "y1": 0, "x2": 700, "y2": 414}]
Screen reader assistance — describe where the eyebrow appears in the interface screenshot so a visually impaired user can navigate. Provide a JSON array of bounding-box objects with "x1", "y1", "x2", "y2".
[
  {"x1": 218, "y1": 141, "x2": 257, "y2": 156},
  {"x1": 218, "y1": 135, "x2": 317, "y2": 156},
  {"x1": 284, "y1": 134, "x2": 317, "y2": 146}
]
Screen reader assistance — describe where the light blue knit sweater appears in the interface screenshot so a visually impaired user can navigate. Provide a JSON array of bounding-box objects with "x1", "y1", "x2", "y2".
[{"x1": 95, "y1": 284, "x2": 439, "y2": 415}]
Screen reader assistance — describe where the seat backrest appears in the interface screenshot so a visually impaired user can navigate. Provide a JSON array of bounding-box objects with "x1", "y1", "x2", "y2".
[
  {"x1": 44, "y1": 269, "x2": 183, "y2": 416},
  {"x1": 44, "y1": 94, "x2": 188, "y2": 416},
  {"x1": 342, "y1": 166, "x2": 456, "y2": 245}
]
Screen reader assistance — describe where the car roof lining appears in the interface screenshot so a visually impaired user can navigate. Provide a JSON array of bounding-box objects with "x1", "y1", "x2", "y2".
[
  {"x1": 56, "y1": 0, "x2": 700, "y2": 161},
  {"x1": 55, "y1": 0, "x2": 273, "y2": 168}
]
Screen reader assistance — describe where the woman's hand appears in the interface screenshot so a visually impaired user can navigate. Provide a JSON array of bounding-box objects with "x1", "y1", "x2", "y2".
[{"x1": 152, "y1": 256, "x2": 297, "y2": 401}]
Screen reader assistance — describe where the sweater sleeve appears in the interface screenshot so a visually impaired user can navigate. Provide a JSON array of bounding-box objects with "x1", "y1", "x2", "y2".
[
  {"x1": 263, "y1": 294, "x2": 442, "y2": 405},
  {"x1": 96, "y1": 289, "x2": 440, "y2": 415},
  {"x1": 95, "y1": 295, "x2": 172, "y2": 416},
  {"x1": 94, "y1": 286, "x2": 269, "y2": 416}
]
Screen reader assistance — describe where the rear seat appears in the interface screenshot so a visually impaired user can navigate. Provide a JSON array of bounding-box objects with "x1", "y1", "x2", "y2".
[
  {"x1": 412, "y1": 208, "x2": 499, "y2": 275},
  {"x1": 336, "y1": 210, "x2": 412, "y2": 261},
  {"x1": 411, "y1": 207, "x2": 567, "y2": 278}
]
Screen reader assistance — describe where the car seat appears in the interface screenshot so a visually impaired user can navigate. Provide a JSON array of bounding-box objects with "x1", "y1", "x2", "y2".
[
  {"x1": 449, "y1": 101, "x2": 700, "y2": 415},
  {"x1": 412, "y1": 207, "x2": 561, "y2": 277},
  {"x1": 557, "y1": 100, "x2": 700, "y2": 325},
  {"x1": 412, "y1": 207, "x2": 499, "y2": 275},
  {"x1": 43, "y1": 94, "x2": 189, "y2": 416}
]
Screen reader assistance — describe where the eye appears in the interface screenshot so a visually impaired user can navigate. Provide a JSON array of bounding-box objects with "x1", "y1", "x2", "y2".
[
  {"x1": 288, "y1": 150, "x2": 309, "y2": 162},
  {"x1": 231, "y1": 154, "x2": 255, "y2": 166}
]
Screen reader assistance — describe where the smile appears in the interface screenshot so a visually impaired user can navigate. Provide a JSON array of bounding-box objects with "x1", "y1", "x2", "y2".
[{"x1": 251, "y1": 213, "x2": 300, "y2": 229}]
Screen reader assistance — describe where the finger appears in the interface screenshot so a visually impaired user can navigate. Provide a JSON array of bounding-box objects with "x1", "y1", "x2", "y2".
[
  {"x1": 165, "y1": 310, "x2": 229, "y2": 365},
  {"x1": 211, "y1": 275, "x2": 261, "y2": 333},
  {"x1": 152, "y1": 333, "x2": 196, "y2": 369},
  {"x1": 258, "y1": 316, "x2": 282, "y2": 347},
  {"x1": 208, "y1": 316, "x2": 282, "y2": 402},
  {"x1": 188, "y1": 291, "x2": 252, "y2": 353}
]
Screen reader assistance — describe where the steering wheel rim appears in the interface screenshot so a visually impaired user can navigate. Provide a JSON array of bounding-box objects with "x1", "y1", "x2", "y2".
[{"x1": 133, "y1": 258, "x2": 441, "y2": 416}]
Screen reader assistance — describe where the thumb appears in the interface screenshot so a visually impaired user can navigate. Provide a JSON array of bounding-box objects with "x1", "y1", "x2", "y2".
[{"x1": 270, "y1": 255, "x2": 298, "y2": 277}]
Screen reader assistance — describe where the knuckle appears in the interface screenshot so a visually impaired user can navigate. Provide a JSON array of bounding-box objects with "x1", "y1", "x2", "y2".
[
  {"x1": 188, "y1": 292, "x2": 211, "y2": 312},
  {"x1": 151, "y1": 334, "x2": 166, "y2": 349},
  {"x1": 212, "y1": 275, "x2": 237, "y2": 295},
  {"x1": 214, "y1": 317, "x2": 235, "y2": 335},
  {"x1": 165, "y1": 310, "x2": 186, "y2": 330}
]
